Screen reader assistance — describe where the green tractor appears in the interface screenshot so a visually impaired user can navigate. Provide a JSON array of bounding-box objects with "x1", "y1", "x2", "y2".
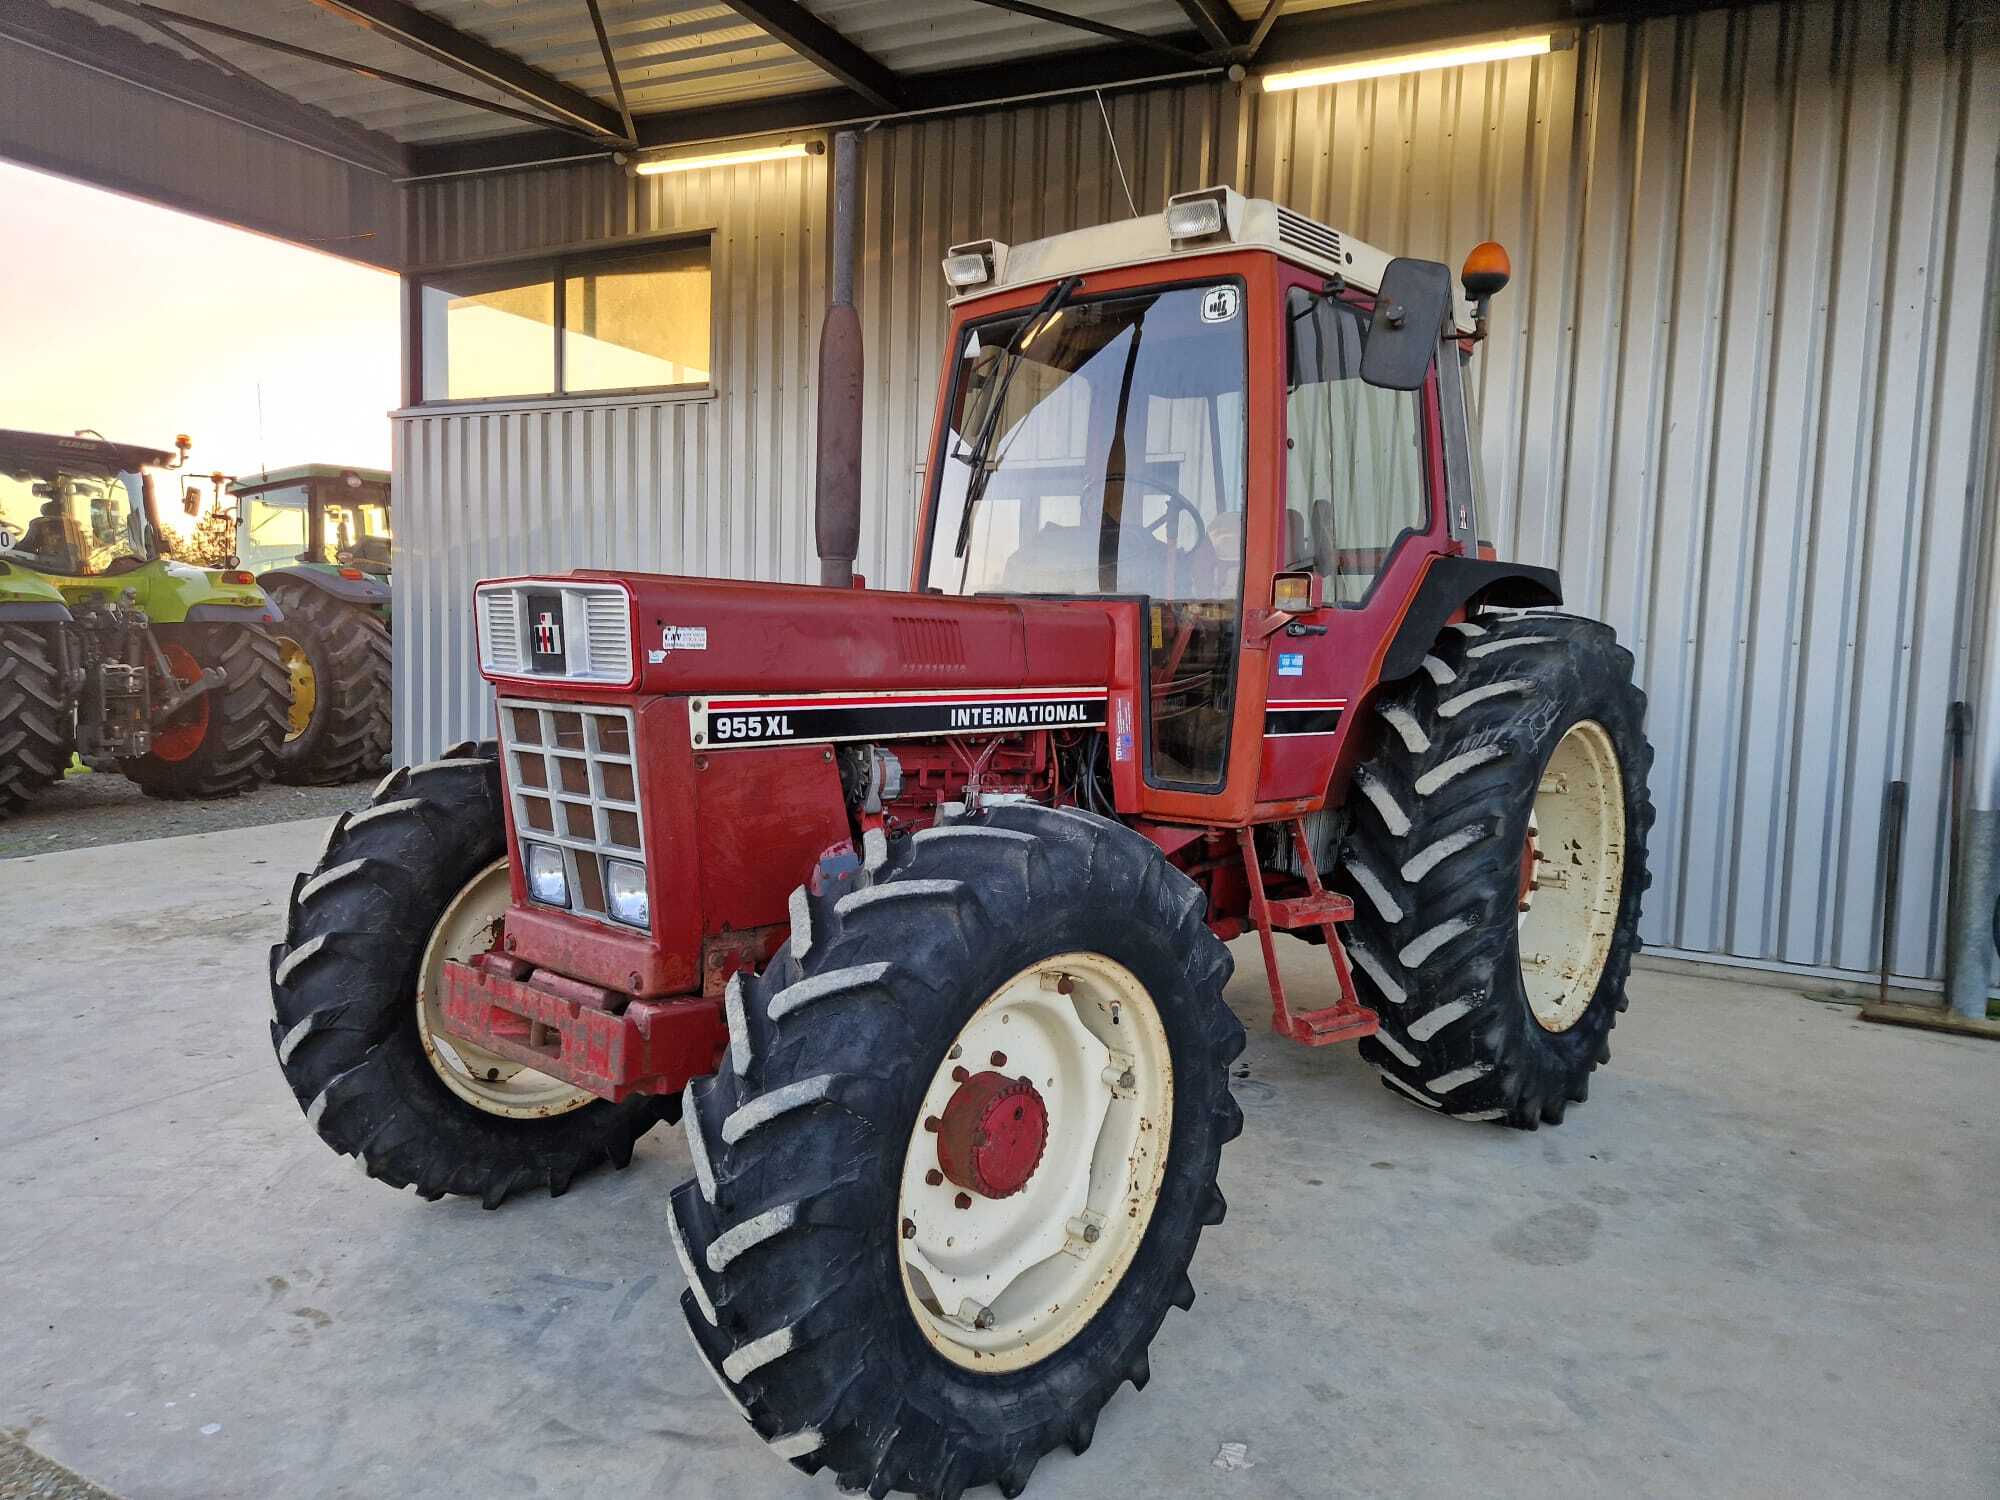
[
  {"x1": 0, "y1": 429, "x2": 288, "y2": 817},
  {"x1": 228, "y1": 465, "x2": 392, "y2": 785}
]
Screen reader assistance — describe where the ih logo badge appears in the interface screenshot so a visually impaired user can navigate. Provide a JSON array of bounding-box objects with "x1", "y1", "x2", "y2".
[
  {"x1": 1200, "y1": 285, "x2": 1239, "y2": 322},
  {"x1": 524, "y1": 590, "x2": 567, "y2": 672}
]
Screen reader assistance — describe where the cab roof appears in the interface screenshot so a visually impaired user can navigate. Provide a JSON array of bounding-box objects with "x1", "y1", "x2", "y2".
[
  {"x1": 947, "y1": 186, "x2": 1476, "y2": 333},
  {"x1": 230, "y1": 464, "x2": 390, "y2": 494},
  {"x1": 0, "y1": 428, "x2": 173, "y2": 474}
]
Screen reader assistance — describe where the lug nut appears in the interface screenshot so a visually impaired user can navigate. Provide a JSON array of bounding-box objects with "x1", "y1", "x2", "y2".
[
  {"x1": 951, "y1": 1065, "x2": 970, "y2": 1083},
  {"x1": 925, "y1": 1169, "x2": 943, "y2": 1187},
  {"x1": 989, "y1": 1051, "x2": 1007, "y2": 1067},
  {"x1": 954, "y1": 1192, "x2": 972, "y2": 1210},
  {"x1": 974, "y1": 1307, "x2": 995, "y2": 1330},
  {"x1": 1119, "y1": 1069, "x2": 1136, "y2": 1090},
  {"x1": 901, "y1": 1218, "x2": 915, "y2": 1240},
  {"x1": 924, "y1": 1115, "x2": 940, "y2": 1132},
  {"x1": 1082, "y1": 1223, "x2": 1101, "y2": 1244}
]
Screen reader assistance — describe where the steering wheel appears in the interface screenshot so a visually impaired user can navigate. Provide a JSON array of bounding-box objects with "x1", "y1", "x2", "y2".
[{"x1": 1081, "y1": 472, "x2": 1218, "y2": 596}]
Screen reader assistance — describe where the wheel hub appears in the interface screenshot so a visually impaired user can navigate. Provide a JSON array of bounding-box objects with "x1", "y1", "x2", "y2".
[{"x1": 936, "y1": 1070, "x2": 1048, "y2": 1200}]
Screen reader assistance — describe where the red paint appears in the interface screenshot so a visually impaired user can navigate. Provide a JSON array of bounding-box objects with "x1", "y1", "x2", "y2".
[
  {"x1": 148, "y1": 643, "x2": 209, "y2": 763},
  {"x1": 936, "y1": 1071, "x2": 1049, "y2": 1200},
  {"x1": 440, "y1": 952, "x2": 725, "y2": 1100}
]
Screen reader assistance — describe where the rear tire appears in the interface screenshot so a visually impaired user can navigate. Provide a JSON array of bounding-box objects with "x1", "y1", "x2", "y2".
[
  {"x1": 269, "y1": 746, "x2": 669, "y2": 1207},
  {"x1": 266, "y1": 581, "x2": 392, "y2": 786},
  {"x1": 122, "y1": 623, "x2": 287, "y2": 800},
  {"x1": 1333, "y1": 611, "x2": 1654, "y2": 1127},
  {"x1": 671, "y1": 802, "x2": 1243, "y2": 1499},
  {"x1": 0, "y1": 623, "x2": 69, "y2": 819}
]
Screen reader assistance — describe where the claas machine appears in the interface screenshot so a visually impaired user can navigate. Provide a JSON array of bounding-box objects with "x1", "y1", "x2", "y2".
[{"x1": 272, "y1": 185, "x2": 1652, "y2": 1499}]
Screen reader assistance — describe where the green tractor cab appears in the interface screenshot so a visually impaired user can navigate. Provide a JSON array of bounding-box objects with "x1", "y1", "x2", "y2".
[
  {"x1": 227, "y1": 465, "x2": 392, "y2": 785},
  {"x1": 0, "y1": 428, "x2": 288, "y2": 817}
]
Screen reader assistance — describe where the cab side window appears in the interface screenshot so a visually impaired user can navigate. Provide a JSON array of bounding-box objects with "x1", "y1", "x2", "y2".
[{"x1": 1284, "y1": 288, "x2": 1429, "y2": 605}]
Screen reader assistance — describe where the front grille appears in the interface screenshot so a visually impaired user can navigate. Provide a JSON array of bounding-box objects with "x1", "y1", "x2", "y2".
[
  {"x1": 499, "y1": 698, "x2": 646, "y2": 929},
  {"x1": 476, "y1": 580, "x2": 634, "y2": 684}
]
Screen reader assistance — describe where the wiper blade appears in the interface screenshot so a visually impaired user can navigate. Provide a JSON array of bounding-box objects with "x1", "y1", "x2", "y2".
[{"x1": 952, "y1": 275, "x2": 1080, "y2": 559}]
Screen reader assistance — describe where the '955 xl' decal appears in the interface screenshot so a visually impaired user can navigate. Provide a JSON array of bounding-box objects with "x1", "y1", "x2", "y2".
[{"x1": 692, "y1": 688, "x2": 1109, "y2": 749}]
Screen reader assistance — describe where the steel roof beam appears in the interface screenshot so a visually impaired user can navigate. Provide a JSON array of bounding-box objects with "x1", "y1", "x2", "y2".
[
  {"x1": 128, "y1": 3, "x2": 590, "y2": 137},
  {"x1": 958, "y1": 0, "x2": 1209, "y2": 62},
  {"x1": 1171, "y1": 0, "x2": 1249, "y2": 53},
  {"x1": 306, "y1": 0, "x2": 629, "y2": 142},
  {"x1": 714, "y1": 0, "x2": 903, "y2": 111},
  {"x1": 583, "y1": 0, "x2": 636, "y2": 147}
]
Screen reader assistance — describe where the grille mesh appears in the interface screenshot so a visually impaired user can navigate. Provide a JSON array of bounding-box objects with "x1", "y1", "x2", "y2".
[
  {"x1": 476, "y1": 581, "x2": 633, "y2": 683},
  {"x1": 499, "y1": 698, "x2": 646, "y2": 929}
]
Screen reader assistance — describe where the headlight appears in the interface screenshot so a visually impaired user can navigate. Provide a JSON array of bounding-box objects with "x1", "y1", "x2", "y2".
[
  {"x1": 606, "y1": 859, "x2": 649, "y2": 929},
  {"x1": 526, "y1": 843, "x2": 568, "y2": 907}
]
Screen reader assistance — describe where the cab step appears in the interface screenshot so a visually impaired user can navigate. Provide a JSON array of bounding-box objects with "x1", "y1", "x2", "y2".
[{"x1": 1235, "y1": 821, "x2": 1378, "y2": 1048}]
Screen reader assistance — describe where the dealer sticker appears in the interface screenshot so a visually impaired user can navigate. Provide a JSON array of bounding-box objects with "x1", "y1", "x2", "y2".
[
  {"x1": 661, "y1": 625, "x2": 708, "y2": 652},
  {"x1": 1278, "y1": 651, "x2": 1305, "y2": 677}
]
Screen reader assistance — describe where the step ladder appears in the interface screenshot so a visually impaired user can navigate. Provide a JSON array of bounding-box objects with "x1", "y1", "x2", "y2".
[{"x1": 1235, "y1": 821, "x2": 1379, "y2": 1047}]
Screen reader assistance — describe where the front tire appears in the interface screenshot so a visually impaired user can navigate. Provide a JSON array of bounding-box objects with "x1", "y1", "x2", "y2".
[
  {"x1": 0, "y1": 623, "x2": 70, "y2": 819},
  {"x1": 269, "y1": 746, "x2": 668, "y2": 1207},
  {"x1": 671, "y1": 802, "x2": 1243, "y2": 1499},
  {"x1": 122, "y1": 623, "x2": 287, "y2": 800},
  {"x1": 1333, "y1": 611, "x2": 1654, "y2": 1127}
]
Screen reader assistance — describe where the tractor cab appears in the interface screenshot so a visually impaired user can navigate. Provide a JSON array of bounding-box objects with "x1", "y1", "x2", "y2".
[
  {"x1": 0, "y1": 431, "x2": 169, "y2": 581},
  {"x1": 230, "y1": 465, "x2": 392, "y2": 579},
  {"x1": 920, "y1": 187, "x2": 1546, "y2": 831}
]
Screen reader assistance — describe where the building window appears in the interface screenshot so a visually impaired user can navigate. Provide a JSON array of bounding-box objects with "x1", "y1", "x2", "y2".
[{"x1": 418, "y1": 242, "x2": 711, "y2": 403}]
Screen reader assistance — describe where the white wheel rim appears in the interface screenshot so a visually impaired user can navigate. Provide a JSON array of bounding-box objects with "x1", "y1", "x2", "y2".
[
  {"x1": 897, "y1": 952, "x2": 1172, "y2": 1373},
  {"x1": 415, "y1": 857, "x2": 597, "y2": 1119},
  {"x1": 1517, "y1": 721, "x2": 1627, "y2": 1032}
]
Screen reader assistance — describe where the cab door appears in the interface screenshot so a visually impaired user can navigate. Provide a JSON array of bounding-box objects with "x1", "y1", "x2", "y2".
[{"x1": 1254, "y1": 271, "x2": 1448, "y2": 807}]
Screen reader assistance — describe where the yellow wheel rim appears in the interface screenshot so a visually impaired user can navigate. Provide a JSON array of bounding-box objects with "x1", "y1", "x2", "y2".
[{"x1": 277, "y1": 636, "x2": 315, "y2": 741}]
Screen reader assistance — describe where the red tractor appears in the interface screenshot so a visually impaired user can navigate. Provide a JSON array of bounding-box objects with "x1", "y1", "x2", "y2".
[{"x1": 273, "y1": 186, "x2": 1650, "y2": 1499}]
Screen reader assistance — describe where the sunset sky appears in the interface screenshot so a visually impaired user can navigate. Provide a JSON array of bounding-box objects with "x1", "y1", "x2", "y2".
[{"x1": 0, "y1": 162, "x2": 398, "y2": 493}]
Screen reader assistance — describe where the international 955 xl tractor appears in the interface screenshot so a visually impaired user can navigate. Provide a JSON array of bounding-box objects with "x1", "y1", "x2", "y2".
[
  {"x1": 228, "y1": 465, "x2": 393, "y2": 785},
  {"x1": 273, "y1": 186, "x2": 1653, "y2": 1499},
  {"x1": 0, "y1": 429, "x2": 288, "y2": 817}
]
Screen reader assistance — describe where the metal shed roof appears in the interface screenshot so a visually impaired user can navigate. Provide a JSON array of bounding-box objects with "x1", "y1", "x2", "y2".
[{"x1": 7, "y1": 0, "x2": 1654, "y2": 178}]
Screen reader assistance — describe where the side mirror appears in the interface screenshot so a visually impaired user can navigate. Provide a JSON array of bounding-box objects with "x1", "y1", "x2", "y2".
[
  {"x1": 182, "y1": 487, "x2": 200, "y2": 517},
  {"x1": 1360, "y1": 257, "x2": 1452, "y2": 391}
]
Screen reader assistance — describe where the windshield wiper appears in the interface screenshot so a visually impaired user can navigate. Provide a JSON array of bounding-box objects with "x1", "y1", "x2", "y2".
[{"x1": 952, "y1": 275, "x2": 1081, "y2": 560}]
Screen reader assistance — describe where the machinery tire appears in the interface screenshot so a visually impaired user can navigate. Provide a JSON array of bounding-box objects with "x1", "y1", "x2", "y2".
[
  {"x1": 122, "y1": 624, "x2": 287, "y2": 800},
  {"x1": 0, "y1": 623, "x2": 70, "y2": 818},
  {"x1": 670, "y1": 802, "x2": 1243, "y2": 1500},
  {"x1": 270, "y1": 745, "x2": 671, "y2": 1207},
  {"x1": 266, "y1": 581, "x2": 392, "y2": 786},
  {"x1": 1333, "y1": 611, "x2": 1654, "y2": 1128}
]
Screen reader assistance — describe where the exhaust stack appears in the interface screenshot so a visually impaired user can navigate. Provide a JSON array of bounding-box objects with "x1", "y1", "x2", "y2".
[{"x1": 815, "y1": 129, "x2": 863, "y2": 589}]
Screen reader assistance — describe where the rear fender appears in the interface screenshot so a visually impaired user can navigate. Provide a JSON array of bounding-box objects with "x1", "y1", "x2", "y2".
[
  {"x1": 260, "y1": 563, "x2": 391, "y2": 609},
  {"x1": 0, "y1": 563, "x2": 72, "y2": 623},
  {"x1": 1375, "y1": 556, "x2": 1562, "y2": 685}
]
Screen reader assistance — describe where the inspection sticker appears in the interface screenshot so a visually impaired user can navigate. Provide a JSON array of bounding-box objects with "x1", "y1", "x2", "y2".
[
  {"x1": 1200, "y1": 285, "x2": 1239, "y2": 323},
  {"x1": 1277, "y1": 651, "x2": 1305, "y2": 677}
]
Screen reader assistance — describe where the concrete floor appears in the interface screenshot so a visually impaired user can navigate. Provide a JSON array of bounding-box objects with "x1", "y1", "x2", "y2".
[{"x1": 4, "y1": 819, "x2": 1997, "y2": 1500}]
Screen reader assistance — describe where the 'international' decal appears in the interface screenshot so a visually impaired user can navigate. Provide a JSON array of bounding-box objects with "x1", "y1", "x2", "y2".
[
  {"x1": 1264, "y1": 698, "x2": 1347, "y2": 737},
  {"x1": 695, "y1": 687, "x2": 1109, "y2": 749}
]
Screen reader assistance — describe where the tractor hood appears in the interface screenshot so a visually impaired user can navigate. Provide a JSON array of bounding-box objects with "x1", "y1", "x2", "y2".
[{"x1": 480, "y1": 572, "x2": 1119, "y2": 702}]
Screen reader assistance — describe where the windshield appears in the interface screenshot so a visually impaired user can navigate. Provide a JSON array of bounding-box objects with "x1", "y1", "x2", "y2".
[
  {"x1": 0, "y1": 463, "x2": 150, "y2": 576},
  {"x1": 926, "y1": 281, "x2": 1248, "y2": 789},
  {"x1": 928, "y1": 282, "x2": 1246, "y2": 601}
]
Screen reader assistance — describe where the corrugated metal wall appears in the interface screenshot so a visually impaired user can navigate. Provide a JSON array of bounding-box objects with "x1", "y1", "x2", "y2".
[{"x1": 394, "y1": 0, "x2": 2000, "y2": 980}]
